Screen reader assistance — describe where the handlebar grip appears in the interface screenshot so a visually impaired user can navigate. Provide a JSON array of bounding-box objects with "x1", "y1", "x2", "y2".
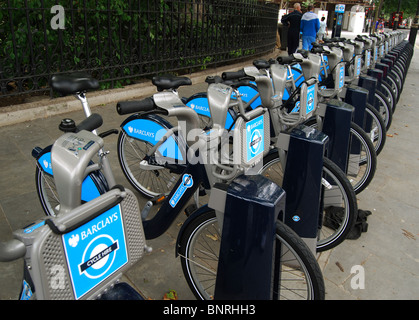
[
  {"x1": 311, "y1": 47, "x2": 324, "y2": 54},
  {"x1": 76, "y1": 113, "x2": 103, "y2": 132},
  {"x1": 116, "y1": 97, "x2": 155, "y2": 115},
  {"x1": 277, "y1": 55, "x2": 296, "y2": 64},
  {"x1": 205, "y1": 75, "x2": 223, "y2": 84},
  {"x1": 222, "y1": 69, "x2": 247, "y2": 81},
  {"x1": 0, "y1": 239, "x2": 26, "y2": 262}
]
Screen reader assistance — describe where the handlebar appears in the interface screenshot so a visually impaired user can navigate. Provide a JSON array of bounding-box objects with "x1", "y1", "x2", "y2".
[
  {"x1": 116, "y1": 97, "x2": 157, "y2": 115},
  {"x1": 222, "y1": 69, "x2": 254, "y2": 81},
  {"x1": 276, "y1": 55, "x2": 302, "y2": 65},
  {"x1": 205, "y1": 75, "x2": 223, "y2": 84},
  {"x1": 76, "y1": 113, "x2": 103, "y2": 132},
  {"x1": 0, "y1": 239, "x2": 26, "y2": 262}
]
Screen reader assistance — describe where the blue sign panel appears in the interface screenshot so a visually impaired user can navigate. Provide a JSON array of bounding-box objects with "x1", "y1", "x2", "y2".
[
  {"x1": 356, "y1": 57, "x2": 362, "y2": 76},
  {"x1": 62, "y1": 204, "x2": 128, "y2": 299},
  {"x1": 335, "y1": 4, "x2": 345, "y2": 13},
  {"x1": 339, "y1": 65, "x2": 345, "y2": 89},
  {"x1": 306, "y1": 84, "x2": 316, "y2": 114},
  {"x1": 246, "y1": 115, "x2": 264, "y2": 163}
]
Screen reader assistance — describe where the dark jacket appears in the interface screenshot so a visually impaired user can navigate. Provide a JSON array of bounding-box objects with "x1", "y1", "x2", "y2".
[{"x1": 281, "y1": 10, "x2": 303, "y2": 33}]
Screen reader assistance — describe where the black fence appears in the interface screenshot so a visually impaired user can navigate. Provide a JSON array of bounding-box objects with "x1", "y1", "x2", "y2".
[{"x1": 0, "y1": 0, "x2": 279, "y2": 100}]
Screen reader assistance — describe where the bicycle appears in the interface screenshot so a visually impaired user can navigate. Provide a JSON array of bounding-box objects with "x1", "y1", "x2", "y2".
[
  {"x1": 276, "y1": 47, "x2": 378, "y2": 195},
  {"x1": 29, "y1": 72, "x2": 325, "y2": 300},
  {"x1": 301, "y1": 40, "x2": 388, "y2": 157},
  {"x1": 118, "y1": 55, "x2": 359, "y2": 252},
  {"x1": 32, "y1": 73, "x2": 118, "y2": 217},
  {"x1": 220, "y1": 61, "x2": 358, "y2": 251},
  {"x1": 1, "y1": 127, "x2": 147, "y2": 300},
  {"x1": 173, "y1": 55, "x2": 358, "y2": 251},
  {"x1": 355, "y1": 34, "x2": 396, "y2": 123}
]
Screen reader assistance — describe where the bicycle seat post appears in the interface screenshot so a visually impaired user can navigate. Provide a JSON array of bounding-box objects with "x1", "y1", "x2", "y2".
[{"x1": 75, "y1": 91, "x2": 96, "y2": 131}]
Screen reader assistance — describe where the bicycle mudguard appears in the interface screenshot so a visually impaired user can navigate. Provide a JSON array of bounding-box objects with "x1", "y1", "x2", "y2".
[
  {"x1": 289, "y1": 66, "x2": 305, "y2": 88},
  {"x1": 234, "y1": 83, "x2": 262, "y2": 110},
  {"x1": 33, "y1": 145, "x2": 107, "y2": 203},
  {"x1": 183, "y1": 92, "x2": 212, "y2": 118},
  {"x1": 174, "y1": 204, "x2": 212, "y2": 257},
  {"x1": 183, "y1": 92, "x2": 237, "y2": 130},
  {"x1": 120, "y1": 113, "x2": 186, "y2": 162}
]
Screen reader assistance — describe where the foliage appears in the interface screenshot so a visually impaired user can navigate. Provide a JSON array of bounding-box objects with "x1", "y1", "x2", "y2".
[
  {"x1": 375, "y1": 0, "x2": 418, "y2": 18},
  {"x1": 0, "y1": 0, "x2": 278, "y2": 95},
  {"x1": 302, "y1": 0, "x2": 315, "y2": 8}
]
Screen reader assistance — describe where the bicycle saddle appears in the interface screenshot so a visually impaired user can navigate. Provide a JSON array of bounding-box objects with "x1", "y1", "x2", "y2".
[
  {"x1": 50, "y1": 73, "x2": 99, "y2": 95},
  {"x1": 152, "y1": 75, "x2": 192, "y2": 91}
]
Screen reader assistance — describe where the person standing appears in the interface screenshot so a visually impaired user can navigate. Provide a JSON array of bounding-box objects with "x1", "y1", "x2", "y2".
[
  {"x1": 281, "y1": 3, "x2": 303, "y2": 55},
  {"x1": 317, "y1": 16, "x2": 328, "y2": 42},
  {"x1": 300, "y1": 5, "x2": 320, "y2": 50}
]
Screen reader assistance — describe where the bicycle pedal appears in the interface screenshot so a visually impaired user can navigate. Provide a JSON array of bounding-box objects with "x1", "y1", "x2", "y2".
[{"x1": 184, "y1": 204, "x2": 197, "y2": 217}]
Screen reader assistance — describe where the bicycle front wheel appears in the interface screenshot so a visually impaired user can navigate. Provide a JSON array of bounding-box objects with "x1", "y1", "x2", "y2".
[
  {"x1": 36, "y1": 166, "x2": 60, "y2": 216},
  {"x1": 348, "y1": 122, "x2": 377, "y2": 194},
  {"x1": 261, "y1": 153, "x2": 358, "y2": 251},
  {"x1": 374, "y1": 90, "x2": 392, "y2": 130},
  {"x1": 364, "y1": 102, "x2": 386, "y2": 156},
  {"x1": 178, "y1": 209, "x2": 325, "y2": 300},
  {"x1": 117, "y1": 131, "x2": 180, "y2": 198}
]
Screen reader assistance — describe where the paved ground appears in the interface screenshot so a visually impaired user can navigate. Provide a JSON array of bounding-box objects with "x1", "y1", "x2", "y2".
[{"x1": 0, "y1": 31, "x2": 418, "y2": 301}]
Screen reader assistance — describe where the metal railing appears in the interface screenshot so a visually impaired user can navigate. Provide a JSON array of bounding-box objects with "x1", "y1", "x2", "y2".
[{"x1": 0, "y1": 0, "x2": 279, "y2": 99}]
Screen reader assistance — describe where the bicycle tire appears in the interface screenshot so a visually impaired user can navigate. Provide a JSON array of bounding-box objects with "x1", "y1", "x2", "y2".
[
  {"x1": 365, "y1": 102, "x2": 387, "y2": 156},
  {"x1": 35, "y1": 162, "x2": 108, "y2": 217},
  {"x1": 389, "y1": 69, "x2": 403, "y2": 99},
  {"x1": 380, "y1": 80, "x2": 397, "y2": 114},
  {"x1": 304, "y1": 119, "x2": 377, "y2": 194},
  {"x1": 386, "y1": 72, "x2": 400, "y2": 103},
  {"x1": 35, "y1": 166, "x2": 60, "y2": 216},
  {"x1": 374, "y1": 90, "x2": 393, "y2": 130},
  {"x1": 117, "y1": 130, "x2": 180, "y2": 198},
  {"x1": 348, "y1": 122, "x2": 377, "y2": 194},
  {"x1": 178, "y1": 209, "x2": 325, "y2": 300},
  {"x1": 261, "y1": 152, "x2": 358, "y2": 251}
]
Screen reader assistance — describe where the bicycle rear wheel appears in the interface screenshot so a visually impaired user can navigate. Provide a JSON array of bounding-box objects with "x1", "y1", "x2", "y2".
[{"x1": 178, "y1": 209, "x2": 325, "y2": 300}]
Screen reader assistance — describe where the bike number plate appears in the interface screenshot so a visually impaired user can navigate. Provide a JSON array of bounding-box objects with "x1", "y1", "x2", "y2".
[
  {"x1": 338, "y1": 65, "x2": 345, "y2": 89},
  {"x1": 356, "y1": 56, "x2": 361, "y2": 77},
  {"x1": 246, "y1": 115, "x2": 264, "y2": 163},
  {"x1": 306, "y1": 84, "x2": 315, "y2": 114}
]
